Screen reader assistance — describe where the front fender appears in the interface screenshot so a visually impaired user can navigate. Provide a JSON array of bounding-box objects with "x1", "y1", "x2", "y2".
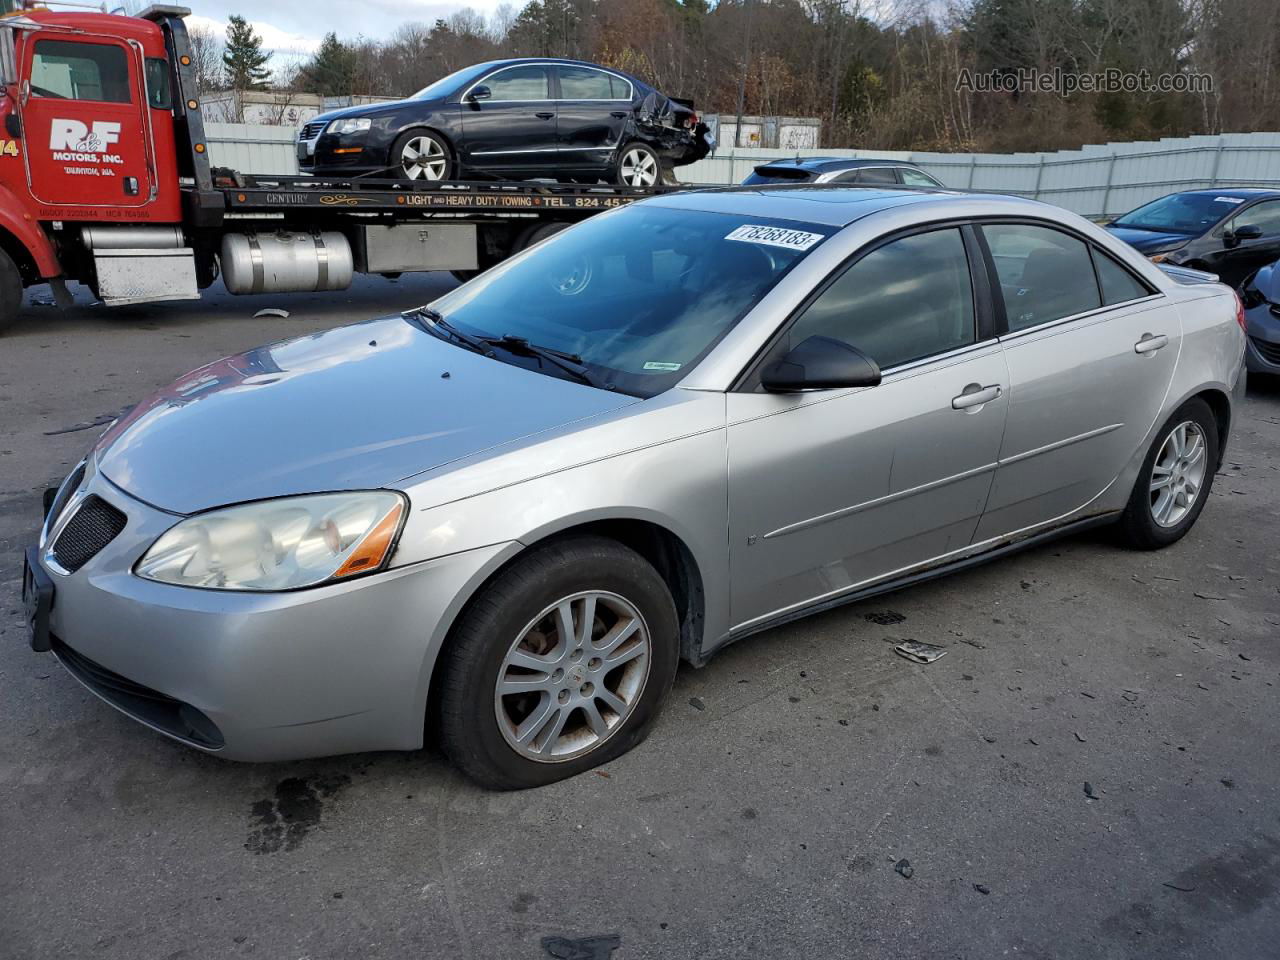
[{"x1": 0, "y1": 180, "x2": 59, "y2": 276}]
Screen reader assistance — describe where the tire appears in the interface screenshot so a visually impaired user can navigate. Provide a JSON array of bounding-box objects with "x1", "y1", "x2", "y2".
[
  {"x1": 389, "y1": 129, "x2": 453, "y2": 182},
  {"x1": 1115, "y1": 398, "x2": 1218, "y2": 549},
  {"x1": 614, "y1": 142, "x2": 664, "y2": 187},
  {"x1": 436, "y1": 536, "x2": 680, "y2": 790},
  {"x1": 0, "y1": 247, "x2": 23, "y2": 335}
]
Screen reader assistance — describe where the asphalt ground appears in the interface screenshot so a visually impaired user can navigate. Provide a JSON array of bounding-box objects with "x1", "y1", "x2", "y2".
[{"x1": 1, "y1": 276, "x2": 1278, "y2": 960}]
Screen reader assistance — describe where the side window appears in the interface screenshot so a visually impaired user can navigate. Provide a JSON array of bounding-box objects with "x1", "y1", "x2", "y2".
[
  {"x1": 787, "y1": 228, "x2": 976, "y2": 370},
  {"x1": 1092, "y1": 248, "x2": 1152, "y2": 305},
  {"x1": 1232, "y1": 200, "x2": 1280, "y2": 237},
  {"x1": 145, "y1": 58, "x2": 171, "y2": 110},
  {"x1": 856, "y1": 167, "x2": 898, "y2": 185},
  {"x1": 609, "y1": 75, "x2": 632, "y2": 99},
  {"x1": 483, "y1": 66, "x2": 550, "y2": 101},
  {"x1": 560, "y1": 66, "x2": 617, "y2": 100},
  {"x1": 983, "y1": 223, "x2": 1101, "y2": 332},
  {"x1": 901, "y1": 168, "x2": 941, "y2": 187},
  {"x1": 831, "y1": 169, "x2": 861, "y2": 183},
  {"x1": 31, "y1": 39, "x2": 131, "y2": 103}
]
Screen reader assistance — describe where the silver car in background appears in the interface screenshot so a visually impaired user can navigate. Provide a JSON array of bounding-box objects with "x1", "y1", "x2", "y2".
[{"x1": 23, "y1": 186, "x2": 1248, "y2": 789}]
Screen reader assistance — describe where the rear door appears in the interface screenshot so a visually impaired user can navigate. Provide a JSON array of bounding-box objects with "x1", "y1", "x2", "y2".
[
  {"x1": 555, "y1": 65, "x2": 631, "y2": 171},
  {"x1": 974, "y1": 221, "x2": 1179, "y2": 541},
  {"x1": 21, "y1": 33, "x2": 155, "y2": 207},
  {"x1": 458, "y1": 64, "x2": 558, "y2": 174}
]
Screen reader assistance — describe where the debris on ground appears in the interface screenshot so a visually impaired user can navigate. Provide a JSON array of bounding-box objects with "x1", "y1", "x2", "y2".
[
  {"x1": 253, "y1": 307, "x2": 291, "y2": 319},
  {"x1": 1074, "y1": 731, "x2": 1087, "y2": 743},
  {"x1": 688, "y1": 697, "x2": 705, "y2": 711},
  {"x1": 973, "y1": 883, "x2": 991, "y2": 895},
  {"x1": 43, "y1": 411, "x2": 124, "y2": 436},
  {"x1": 1084, "y1": 782, "x2": 1099, "y2": 800},
  {"x1": 894, "y1": 640, "x2": 948, "y2": 664},
  {"x1": 894, "y1": 858, "x2": 913, "y2": 879},
  {"x1": 1194, "y1": 592, "x2": 1227, "y2": 600},
  {"x1": 865, "y1": 610, "x2": 906, "y2": 625}
]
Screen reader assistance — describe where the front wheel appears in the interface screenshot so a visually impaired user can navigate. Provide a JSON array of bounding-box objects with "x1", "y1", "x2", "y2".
[
  {"x1": 0, "y1": 246, "x2": 23, "y2": 335},
  {"x1": 614, "y1": 142, "x2": 664, "y2": 187},
  {"x1": 1115, "y1": 398, "x2": 1218, "y2": 549},
  {"x1": 390, "y1": 129, "x2": 453, "y2": 182},
  {"x1": 436, "y1": 536, "x2": 679, "y2": 789}
]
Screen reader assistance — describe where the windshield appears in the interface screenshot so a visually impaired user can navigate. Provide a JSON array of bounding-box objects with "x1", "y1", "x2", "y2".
[
  {"x1": 412, "y1": 62, "x2": 495, "y2": 100},
  {"x1": 1112, "y1": 193, "x2": 1246, "y2": 235},
  {"x1": 426, "y1": 205, "x2": 832, "y2": 397}
]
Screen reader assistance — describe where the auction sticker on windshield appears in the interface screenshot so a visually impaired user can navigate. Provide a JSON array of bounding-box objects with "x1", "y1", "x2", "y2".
[{"x1": 725, "y1": 224, "x2": 824, "y2": 251}]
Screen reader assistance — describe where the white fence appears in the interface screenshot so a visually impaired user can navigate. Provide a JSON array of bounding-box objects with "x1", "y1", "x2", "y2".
[{"x1": 204, "y1": 123, "x2": 1280, "y2": 220}]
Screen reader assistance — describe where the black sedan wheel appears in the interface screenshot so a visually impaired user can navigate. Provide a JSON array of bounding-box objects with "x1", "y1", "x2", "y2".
[
  {"x1": 391, "y1": 129, "x2": 452, "y2": 182},
  {"x1": 614, "y1": 142, "x2": 663, "y2": 187}
]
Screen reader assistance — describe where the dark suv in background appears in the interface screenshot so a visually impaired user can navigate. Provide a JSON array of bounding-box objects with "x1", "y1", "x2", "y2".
[
  {"x1": 742, "y1": 157, "x2": 945, "y2": 188},
  {"x1": 298, "y1": 58, "x2": 711, "y2": 186}
]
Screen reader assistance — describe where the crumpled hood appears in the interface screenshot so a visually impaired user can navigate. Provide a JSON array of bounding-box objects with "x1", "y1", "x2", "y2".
[
  {"x1": 94, "y1": 317, "x2": 637, "y2": 514},
  {"x1": 1104, "y1": 225, "x2": 1190, "y2": 254}
]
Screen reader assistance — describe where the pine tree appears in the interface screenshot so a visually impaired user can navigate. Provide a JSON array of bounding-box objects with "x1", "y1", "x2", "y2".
[
  {"x1": 222, "y1": 15, "x2": 271, "y2": 90},
  {"x1": 299, "y1": 33, "x2": 357, "y2": 97}
]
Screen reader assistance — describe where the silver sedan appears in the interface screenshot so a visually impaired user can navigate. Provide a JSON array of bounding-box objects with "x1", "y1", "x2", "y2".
[{"x1": 23, "y1": 187, "x2": 1248, "y2": 788}]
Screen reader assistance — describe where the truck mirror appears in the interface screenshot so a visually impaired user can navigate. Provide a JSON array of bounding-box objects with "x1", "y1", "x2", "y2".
[{"x1": 0, "y1": 29, "x2": 15, "y2": 88}]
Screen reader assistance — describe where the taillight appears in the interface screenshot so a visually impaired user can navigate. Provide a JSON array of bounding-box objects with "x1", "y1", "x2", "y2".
[{"x1": 1234, "y1": 292, "x2": 1247, "y2": 332}]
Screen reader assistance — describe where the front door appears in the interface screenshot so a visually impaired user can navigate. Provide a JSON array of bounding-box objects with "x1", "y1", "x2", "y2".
[
  {"x1": 1209, "y1": 199, "x2": 1280, "y2": 288},
  {"x1": 974, "y1": 222, "x2": 1180, "y2": 541},
  {"x1": 459, "y1": 64, "x2": 558, "y2": 174},
  {"x1": 21, "y1": 33, "x2": 154, "y2": 208},
  {"x1": 554, "y1": 64, "x2": 631, "y2": 172},
  {"x1": 726, "y1": 226, "x2": 1009, "y2": 632}
]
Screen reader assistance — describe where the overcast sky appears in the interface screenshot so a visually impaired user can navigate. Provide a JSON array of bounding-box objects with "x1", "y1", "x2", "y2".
[{"x1": 184, "y1": 0, "x2": 522, "y2": 54}]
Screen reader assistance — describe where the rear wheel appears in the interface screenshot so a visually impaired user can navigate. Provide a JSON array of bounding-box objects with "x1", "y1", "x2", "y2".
[
  {"x1": 0, "y1": 247, "x2": 23, "y2": 335},
  {"x1": 390, "y1": 129, "x2": 452, "y2": 182},
  {"x1": 614, "y1": 142, "x2": 663, "y2": 187},
  {"x1": 436, "y1": 536, "x2": 679, "y2": 789},
  {"x1": 1116, "y1": 398, "x2": 1218, "y2": 549}
]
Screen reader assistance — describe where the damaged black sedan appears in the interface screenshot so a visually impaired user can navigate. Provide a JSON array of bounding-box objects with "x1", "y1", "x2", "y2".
[{"x1": 298, "y1": 58, "x2": 711, "y2": 186}]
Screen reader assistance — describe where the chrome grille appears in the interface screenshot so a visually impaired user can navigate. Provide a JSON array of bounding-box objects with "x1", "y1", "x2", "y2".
[
  {"x1": 51, "y1": 495, "x2": 127, "y2": 573},
  {"x1": 47, "y1": 462, "x2": 86, "y2": 528},
  {"x1": 299, "y1": 121, "x2": 326, "y2": 141}
]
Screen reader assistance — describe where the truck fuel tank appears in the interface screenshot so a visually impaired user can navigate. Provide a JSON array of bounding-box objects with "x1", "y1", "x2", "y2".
[{"x1": 220, "y1": 230, "x2": 354, "y2": 295}]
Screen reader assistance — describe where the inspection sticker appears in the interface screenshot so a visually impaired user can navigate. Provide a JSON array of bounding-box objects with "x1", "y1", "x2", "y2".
[
  {"x1": 643, "y1": 361, "x2": 682, "y2": 371},
  {"x1": 725, "y1": 224, "x2": 824, "y2": 251},
  {"x1": 1214, "y1": 196, "x2": 1245, "y2": 204}
]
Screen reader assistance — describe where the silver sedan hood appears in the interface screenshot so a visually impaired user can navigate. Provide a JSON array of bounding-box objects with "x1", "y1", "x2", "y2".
[{"x1": 94, "y1": 317, "x2": 637, "y2": 514}]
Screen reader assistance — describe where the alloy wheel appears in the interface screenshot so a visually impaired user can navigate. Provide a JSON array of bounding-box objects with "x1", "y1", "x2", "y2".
[
  {"x1": 494, "y1": 591, "x2": 651, "y2": 762},
  {"x1": 620, "y1": 148, "x2": 659, "y2": 186},
  {"x1": 1149, "y1": 420, "x2": 1207, "y2": 528},
  {"x1": 400, "y1": 136, "x2": 448, "y2": 180}
]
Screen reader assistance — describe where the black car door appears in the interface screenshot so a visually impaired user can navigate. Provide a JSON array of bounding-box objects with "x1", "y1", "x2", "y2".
[
  {"x1": 554, "y1": 65, "x2": 633, "y2": 172},
  {"x1": 458, "y1": 64, "x2": 558, "y2": 174},
  {"x1": 1216, "y1": 199, "x2": 1280, "y2": 286}
]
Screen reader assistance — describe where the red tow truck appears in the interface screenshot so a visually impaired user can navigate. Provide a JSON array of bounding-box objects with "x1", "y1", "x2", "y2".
[{"x1": 0, "y1": 4, "x2": 673, "y2": 332}]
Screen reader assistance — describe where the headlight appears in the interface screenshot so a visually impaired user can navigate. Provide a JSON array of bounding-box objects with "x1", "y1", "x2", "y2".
[
  {"x1": 136, "y1": 492, "x2": 405, "y2": 591},
  {"x1": 327, "y1": 118, "x2": 371, "y2": 135}
]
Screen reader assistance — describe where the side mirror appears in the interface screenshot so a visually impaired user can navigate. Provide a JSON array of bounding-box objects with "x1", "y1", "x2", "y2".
[
  {"x1": 761, "y1": 335, "x2": 882, "y2": 392},
  {"x1": 467, "y1": 85, "x2": 491, "y2": 103},
  {"x1": 1231, "y1": 223, "x2": 1264, "y2": 245}
]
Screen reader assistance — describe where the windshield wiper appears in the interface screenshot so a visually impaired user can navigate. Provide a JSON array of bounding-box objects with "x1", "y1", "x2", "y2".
[
  {"x1": 404, "y1": 306, "x2": 495, "y2": 357},
  {"x1": 487, "y1": 334, "x2": 613, "y2": 391}
]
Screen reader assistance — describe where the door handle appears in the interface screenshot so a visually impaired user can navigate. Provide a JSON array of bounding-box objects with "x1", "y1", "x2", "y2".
[
  {"x1": 610, "y1": 111, "x2": 628, "y2": 118},
  {"x1": 1134, "y1": 333, "x2": 1169, "y2": 355},
  {"x1": 535, "y1": 111, "x2": 555, "y2": 120},
  {"x1": 952, "y1": 383, "x2": 1002, "y2": 410}
]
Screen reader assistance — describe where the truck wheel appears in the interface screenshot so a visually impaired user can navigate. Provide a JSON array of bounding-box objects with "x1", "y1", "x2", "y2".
[
  {"x1": 435, "y1": 536, "x2": 680, "y2": 790},
  {"x1": 614, "y1": 142, "x2": 663, "y2": 187},
  {"x1": 0, "y1": 247, "x2": 24, "y2": 335},
  {"x1": 390, "y1": 130, "x2": 453, "y2": 182},
  {"x1": 514, "y1": 221, "x2": 570, "y2": 253}
]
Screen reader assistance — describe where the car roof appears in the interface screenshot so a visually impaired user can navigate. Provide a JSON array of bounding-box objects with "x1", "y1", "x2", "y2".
[
  {"x1": 755, "y1": 157, "x2": 923, "y2": 173},
  {"x1": 1166, "y1": 188, "x2": 1280, "y2": 200},
  {"x1": 477, "y1": 57, "x2": 642, "y2": 78},
  {"x1": 644, "y1": 184, "x2": 979, "y2": 227}
]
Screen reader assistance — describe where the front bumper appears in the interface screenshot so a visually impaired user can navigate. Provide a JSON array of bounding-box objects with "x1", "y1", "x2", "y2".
[
  {"x1": 31, "y1": 466, "x2": 511, "y2": 761},
  {"x1": 1244, "y1": 304, "x2": 1280, "y2": 373}
]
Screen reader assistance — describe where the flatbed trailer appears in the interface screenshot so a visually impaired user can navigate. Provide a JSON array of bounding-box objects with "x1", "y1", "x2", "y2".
[{"x1": 0, "y1": 4, "x2": 681, "y2": 330}]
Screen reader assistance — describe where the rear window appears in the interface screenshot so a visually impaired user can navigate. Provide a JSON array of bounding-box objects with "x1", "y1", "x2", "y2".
[
  {"x1": 743, "y1": 167, "x2": 814, "y2": 185},
  {"x1": 32, "y1": 39, "x2": 131, "y2": 103}
]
